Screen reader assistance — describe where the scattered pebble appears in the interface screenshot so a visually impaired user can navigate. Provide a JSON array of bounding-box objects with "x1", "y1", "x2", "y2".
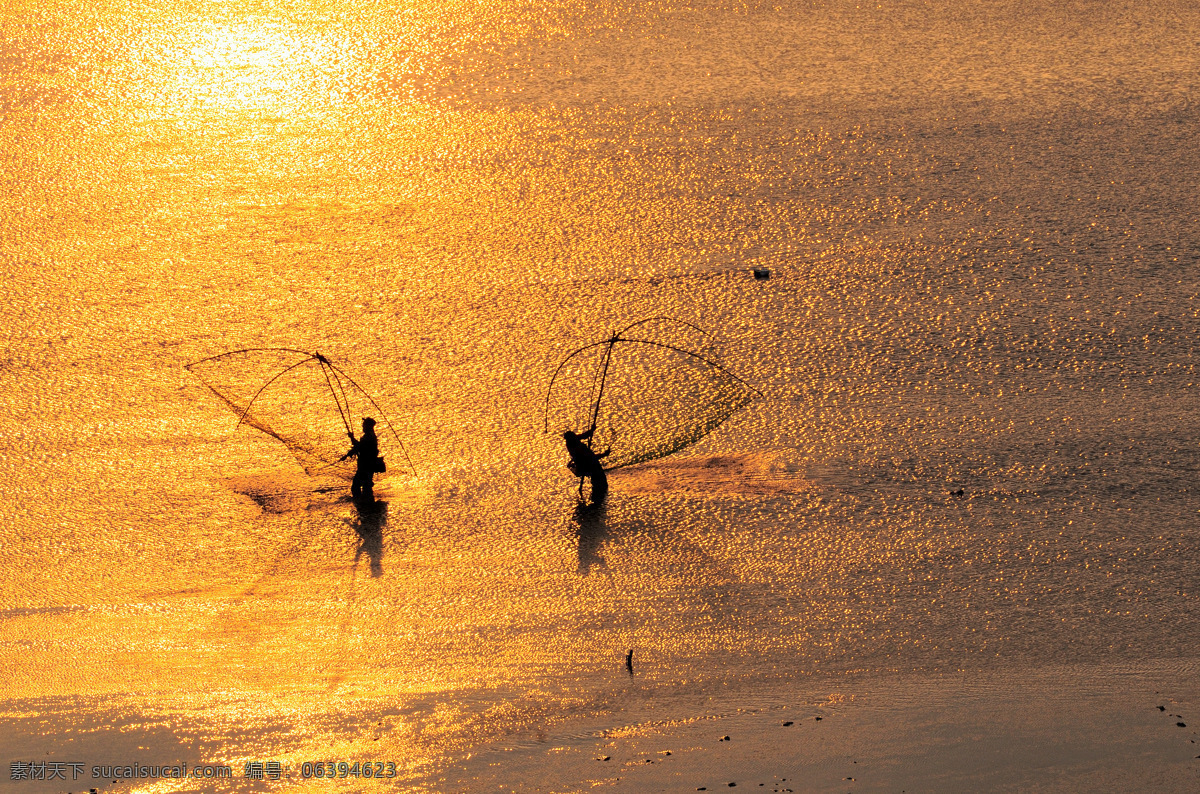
[
  {"x1": 1178, "y1": 722, "x2": 1188, "y2": 728},
  {"x1": 597, "y1": 756, "x2": 610, "y2": 761},
  {"x1": 1157, "y1": 706, "x2": 1166, "y2": 711},
  {"x1": 782, "y1": 721, "x2": 793, "y2": 726},
  {"x1": 720, "y1": 735, "x2": 731, "y2": 741},
  {"x1": 815, "y1": 716, "x2": 822, "y2": 721},
  {"x1": 728, "y1": 784, "x2": 737, "y2": 788}
]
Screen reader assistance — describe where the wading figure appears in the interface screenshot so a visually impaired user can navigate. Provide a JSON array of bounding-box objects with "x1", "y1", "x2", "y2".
[
  {"x1": 185, "y1": 348, "x2": 415, "y2": 483},
  {"x1": 544, "y1": 318, "x2": 761, "y2": 505},
  {"x1": 564, "y1": 427, "x2": 609, "y2": 506},
  {"x1": 341, "y1": 417, "x2": 382, "y2": 499}
]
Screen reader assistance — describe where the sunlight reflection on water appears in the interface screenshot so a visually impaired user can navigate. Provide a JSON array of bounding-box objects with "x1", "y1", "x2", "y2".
[{"x1": 2, "y1": 0, "x2": 1200, "y2": 789}]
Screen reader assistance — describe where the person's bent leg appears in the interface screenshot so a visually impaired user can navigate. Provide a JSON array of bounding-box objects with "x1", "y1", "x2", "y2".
[{"x1": 590, "y1": 470, "x2": 608, "y2": 505}]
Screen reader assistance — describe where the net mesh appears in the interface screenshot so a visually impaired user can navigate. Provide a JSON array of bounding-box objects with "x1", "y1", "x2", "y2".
[
  {"x1": 186, "y1": 349, "x2": 400, "y2": 480},
  {"x1": 545, "y1": 318, "x2": 759, "y2": 470}
]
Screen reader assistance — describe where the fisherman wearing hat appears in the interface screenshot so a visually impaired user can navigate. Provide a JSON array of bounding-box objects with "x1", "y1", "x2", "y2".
[{"x1": 341, "y1": 417, "x2": 382, "y2": 500}]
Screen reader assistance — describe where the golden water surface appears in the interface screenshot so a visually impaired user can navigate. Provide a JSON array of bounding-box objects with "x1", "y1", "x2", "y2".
[{"x1": 2, "y1": 0, "x2": 1200, "y2": 790}]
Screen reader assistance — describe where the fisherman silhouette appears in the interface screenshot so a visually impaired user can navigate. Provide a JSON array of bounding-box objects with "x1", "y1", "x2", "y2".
[
  {"x1": 564, "y1": 427, "x2": 609, "y2": 506},
  {"x1": 340, "y1": 417, "x2": 382, "y2": 500}
]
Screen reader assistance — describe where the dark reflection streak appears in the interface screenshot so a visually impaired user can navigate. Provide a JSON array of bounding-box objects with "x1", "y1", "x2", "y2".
[
  {"x1": 326, "y1": 498, "x2": 387, "y2": 690},
  {"x1": 574, "y1": 500, "x2": 608, "y2": 576},
  {"x1": 351, "y1": 498, "x2": 387, "y2": 578}
]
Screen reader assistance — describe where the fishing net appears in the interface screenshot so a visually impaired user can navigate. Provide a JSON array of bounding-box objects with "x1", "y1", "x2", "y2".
[
  {"x1": 186, "y1": 349, "x2": 410, "y2": 480},
  {"x1": 544, "y1": 317, "x2": 760, "y2": 470}
]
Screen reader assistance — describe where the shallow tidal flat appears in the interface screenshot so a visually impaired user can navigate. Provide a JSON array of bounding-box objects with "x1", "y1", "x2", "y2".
[{"x1": 3, "y1": 0, "x2": 1200, "y2": 791}]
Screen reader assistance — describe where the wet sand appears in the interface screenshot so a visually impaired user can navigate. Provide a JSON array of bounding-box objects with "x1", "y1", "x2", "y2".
[
  {"x1": 7, "y1": 660, "x2": 1195, "y2": 792},
  {"x1": 444, "y1": 661, "x2": 1200, "y2": 792}
]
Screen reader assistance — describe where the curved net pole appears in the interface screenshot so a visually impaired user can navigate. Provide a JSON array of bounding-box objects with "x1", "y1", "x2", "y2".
[
  {"x1": 324, "y1": 360, "x2": 417, "y2": 477},
  {"x1": 619, "y1": 336, "x2": 764, "y2": 395},
  {"x1": 543, "y1": 339, "x2": 615, "y2": 432},
  {"x1": 613, "y1": 316, "x2": 709, "y2": 339},
  {"x1": 542, "y1": 318, "x2": 714, "y2": 437},
  {"x1": 234, "y1": 355, "x2": 319, "y2": 430},
  {"x1": 584, "y1": 342, "x2": 607, "y2": 433},
  {"x1": 587, "y1": 334, "x2": 618, "y2": 448},
  {"x1": 317, "y1": 355, "x2": 353, "y2": 438},
  {"x1": 331, "y1": 367, "x2": 353, "y2": 427},
  {"x1": 184, "y1": 347, "x2": 319, "y2": 372}
]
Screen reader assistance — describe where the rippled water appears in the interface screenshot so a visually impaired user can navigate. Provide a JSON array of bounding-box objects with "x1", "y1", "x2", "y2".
[{"x1": 2, "y1": 0, "x2": 1199, "y2": 789}]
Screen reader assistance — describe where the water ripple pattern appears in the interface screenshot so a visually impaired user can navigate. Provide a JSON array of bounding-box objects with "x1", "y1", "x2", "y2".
[{"x1": 2, "y1": 0, "x2": 1199, "y2": 789}]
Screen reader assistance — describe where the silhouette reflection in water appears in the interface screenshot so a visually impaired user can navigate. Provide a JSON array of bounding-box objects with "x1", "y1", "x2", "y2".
[
  {"x1": 351, "y1": 495, "x2": 387, "y2": 578},
  {"x1": 574, "y1": 500, "x2": 609, "y2": 576}
]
